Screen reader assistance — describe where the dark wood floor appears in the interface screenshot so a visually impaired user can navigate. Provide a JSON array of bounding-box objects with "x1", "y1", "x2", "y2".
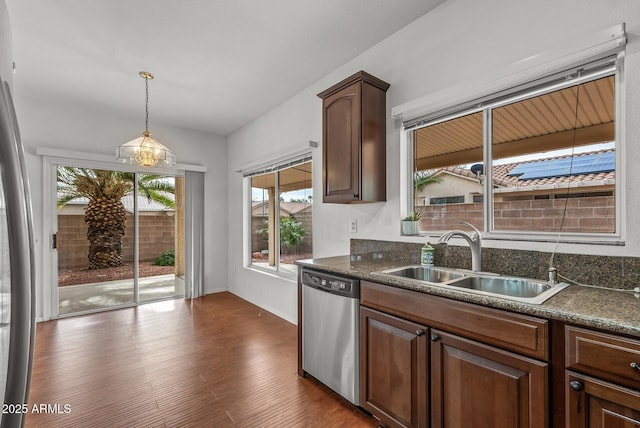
[{"x1": 26, "y1": 292, "x2": 377, "y2": 427}]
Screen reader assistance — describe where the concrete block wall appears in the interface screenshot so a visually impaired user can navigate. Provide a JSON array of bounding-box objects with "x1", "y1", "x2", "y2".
[
  {"x1": 418, "y1": 196, "x2": 615, "y2": 233},
  {"x1": 58, "y1": 213, "x2": 175, "y2": 270}
]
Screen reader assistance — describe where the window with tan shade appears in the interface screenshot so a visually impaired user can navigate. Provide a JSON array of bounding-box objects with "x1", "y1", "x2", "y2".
[
  {"x1": 409, "y1": 56, "x2": 620, "y2": 240},
  {"x1": 491, "y1": 76, "x2": 615, "y2": 233},
  {"x1": 413, "y1": 111, "x2": 484, "y2": 232},
  {"x1": 247, "y1": 156, "x2": 312, "y2": 276}
]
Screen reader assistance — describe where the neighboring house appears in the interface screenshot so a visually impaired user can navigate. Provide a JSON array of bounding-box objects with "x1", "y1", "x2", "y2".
[
  {"x1": 415, "y1": 168, "x2": 483, "y2": 206},
  {"x1": 415, "y1": 148, "x2": 615, "y2": 233},
  {"x1": 250, "y1": 201, "x2": 312, "y2": 219},
  {"x1": 415, "y1": 149, "x2": 615, "y2": 206}
]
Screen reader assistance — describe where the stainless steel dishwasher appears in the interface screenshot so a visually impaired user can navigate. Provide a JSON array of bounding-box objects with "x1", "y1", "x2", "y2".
[{"x1": 301, "y1": 267, "x2": 360, "y2": 406}]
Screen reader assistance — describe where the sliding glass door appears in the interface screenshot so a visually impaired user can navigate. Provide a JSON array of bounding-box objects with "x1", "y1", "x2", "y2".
[
  {"x1": 55, "y1": 166, "x2": 184, "y2": 316},
  {"x1": 137, "y1": 174, "x2": 185, "y2": 303}
]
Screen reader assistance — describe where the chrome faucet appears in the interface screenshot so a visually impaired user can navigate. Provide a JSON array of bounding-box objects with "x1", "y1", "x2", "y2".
[{"x1": 438, "y1": 221, "x2": 482, "y2": 272}]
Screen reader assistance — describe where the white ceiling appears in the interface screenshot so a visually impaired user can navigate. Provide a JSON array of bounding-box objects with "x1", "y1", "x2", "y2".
[{"x1": 6, "y1": 0, "x2": 444, "y2": 136}]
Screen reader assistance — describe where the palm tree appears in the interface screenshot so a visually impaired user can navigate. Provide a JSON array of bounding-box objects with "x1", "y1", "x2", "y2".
[
  {"x1": 57, "y1": 167, "x2": 175, "y2": 269},
  {"x1": 414, "y1": 170, "x2": 442, "y2": 192}
]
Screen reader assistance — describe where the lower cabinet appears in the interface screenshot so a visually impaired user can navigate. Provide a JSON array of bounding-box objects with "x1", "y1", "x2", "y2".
[
  {"x1": 430, "y1": 330, "x2": 548, "y2": 428},
  {"x1": 565, "y1": 325, "x2": 640, "y2": 427},
  {"x1": 360, "y1": 310, "x2": 549, "y2": 428},
  {"x1": 359, "y1": 281, "x2": 549, "y2": 428},
  {"x1": 355, "y1": 280, "x2": 640, "y2": 427},
  {"x1": 566, "y1": 372, "x2": 640, "y2": 427},
  {"x1": 360, "y1": 307, "x2": 428, "y2": 428}
]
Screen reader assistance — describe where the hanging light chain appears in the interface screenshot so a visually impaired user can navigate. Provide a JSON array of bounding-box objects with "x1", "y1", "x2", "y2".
[
  {"x1": 145, "y1": 76, "x2": 149, "y2": 133},
  {"x1": 116, "y1": 71, "x2": 175, "y2": 168},
  {"x1": 139, "y1": 71, "x2": 154, "y2": 134}
]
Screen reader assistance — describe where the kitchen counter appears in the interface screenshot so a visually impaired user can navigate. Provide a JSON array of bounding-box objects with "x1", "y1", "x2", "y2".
[{"x1": 296, "y1": 255, "x2": 640, "y2": 338}]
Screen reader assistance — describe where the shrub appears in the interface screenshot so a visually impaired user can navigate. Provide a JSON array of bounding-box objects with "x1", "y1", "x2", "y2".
[
  {"x1": 154, "y1": 248, "x2": 175, "y2": 266},
  {"x1": 258, "y1": 217, "x2": 305, "y2": 250}
]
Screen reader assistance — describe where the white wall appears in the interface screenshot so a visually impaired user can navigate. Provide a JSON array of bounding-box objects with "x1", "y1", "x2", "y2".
[
  {"x1": 0, "y1": 0, "x2": 12, "y2": 86},
  {"x1": 227, "y1": 0, "x2": 640, "y2": 323},
  {"x1": 12, "y1": 89, "x2": 228, "y2": 320}
]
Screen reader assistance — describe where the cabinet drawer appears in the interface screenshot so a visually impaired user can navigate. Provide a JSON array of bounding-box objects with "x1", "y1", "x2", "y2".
[
  {"x1": 361, "y1": 281, "x2": 548, "y2": 360},
  {"x1": 566, "y1": 325, "x2": 640, "y2": 390}
]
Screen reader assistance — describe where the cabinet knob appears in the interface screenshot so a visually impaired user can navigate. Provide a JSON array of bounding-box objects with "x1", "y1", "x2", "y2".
[
  {"x1": 631, "y1": 362, "x2": 640, "y2": 371},
  {"x1": 353, "y1": 193, "x2": 359, "y2": 199},
  {"x1": 415, "y1": 329, "x2": 424, "y2": 336},
  {"x1": 430, "y1": 334, "x2": 440, "y2": 342},
  {"x1": 569, "y1": 380, "x2": 584, "y2": 391}
]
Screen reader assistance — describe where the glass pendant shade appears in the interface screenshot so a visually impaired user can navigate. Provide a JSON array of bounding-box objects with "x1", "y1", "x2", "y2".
[
  {"x1": 117, "y1": 131, "x2": 176, "y2": 167},
  {"x1": 117, "y1": 71, "x2": 176, "y2": 167}
]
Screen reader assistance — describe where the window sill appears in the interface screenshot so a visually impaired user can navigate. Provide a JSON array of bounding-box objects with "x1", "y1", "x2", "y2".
[
  {"x1": 483, "y1": 231, "x2": 625, "y2": 246},
  {"x1": 411, "y1": 231, "x2": 625, "y2": 246},
  {"x1": 244, "y1": 265, "x2": 298, "y2": 283}
]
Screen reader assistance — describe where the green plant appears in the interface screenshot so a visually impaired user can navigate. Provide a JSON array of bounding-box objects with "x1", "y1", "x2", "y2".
[
  {"x1": 258, "y1": 217, "x2": 306, "y2": 250},
  {"x1": 414, "y1": 171, "x2": 442, "y2": 192},
  {"x1": 279, "y1": 217, "x2": 305, "y2": 249},
  {"x1": 154, "y1": 249, "x2": 175, "y2": 266},
  {"x1": 403, "y1": 211, "x2": 422, "y2": 221}
]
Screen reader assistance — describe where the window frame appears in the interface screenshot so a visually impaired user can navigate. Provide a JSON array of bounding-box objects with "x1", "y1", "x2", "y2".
[
  {"x1": 405, "y1": 55, "x2": 624, "y2": 245},
  {"x1": 243, "y1": 152, "x2": 313, "y2": 279},
  {"x1": 429, "y1": 196, "x2": 465, "y2": 205}
]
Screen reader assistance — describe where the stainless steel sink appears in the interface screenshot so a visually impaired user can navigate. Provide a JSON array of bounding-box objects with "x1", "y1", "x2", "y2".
[
  {"x1": 446, "y1": 275, "x2": 569, "y2": 304},
  {"x1": 377, "y1": 265, "x2": 467, "y2": 283},
  {"x1": 374, "y1": 265, "x2": 568, "y2": 304}
]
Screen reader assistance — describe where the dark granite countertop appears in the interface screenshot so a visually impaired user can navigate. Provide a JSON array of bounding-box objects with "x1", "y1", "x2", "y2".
[{"x1": 297, "y1": 255, "x2": 640, "y2": 338}]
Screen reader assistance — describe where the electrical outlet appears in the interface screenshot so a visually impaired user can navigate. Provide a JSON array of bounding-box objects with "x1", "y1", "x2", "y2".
[{"x1": 349, "y1": 218, "x2": 357, "y2": 233}]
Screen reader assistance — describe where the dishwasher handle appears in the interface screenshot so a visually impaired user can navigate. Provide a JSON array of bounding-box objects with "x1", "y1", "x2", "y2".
[{"x1": 301, "y1": 268, "x2": 359, "y2": 299}]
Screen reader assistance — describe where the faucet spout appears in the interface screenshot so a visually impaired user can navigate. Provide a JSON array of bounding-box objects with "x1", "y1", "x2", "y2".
[{"x1": 437, "y1": 221, "x2": 482, "y2": 272}]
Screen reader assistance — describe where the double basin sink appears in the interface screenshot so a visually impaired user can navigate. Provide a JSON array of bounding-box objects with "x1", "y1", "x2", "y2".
[{"x1": 375, "y1": 265, "x2": 569, "y2": 304}]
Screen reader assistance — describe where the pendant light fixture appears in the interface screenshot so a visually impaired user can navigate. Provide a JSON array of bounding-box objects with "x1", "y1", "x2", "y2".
[{"x1": 117, "y1": 71, "x2": 176, "y2": 167}]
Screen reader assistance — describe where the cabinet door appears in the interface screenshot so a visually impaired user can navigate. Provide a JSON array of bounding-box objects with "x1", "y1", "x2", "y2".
[
  {"x1": 322, "y1": 82, "x2": 361, "y2": 203},
  {"x1": 566, "y1": 371, "x2": 640, "y2": 428},
  {"x1": 430, "y1": 330, "x2": 548, "y2": 428},
  {"x1": 360, "y1": 307, "x2": 428, "y2": 428}
]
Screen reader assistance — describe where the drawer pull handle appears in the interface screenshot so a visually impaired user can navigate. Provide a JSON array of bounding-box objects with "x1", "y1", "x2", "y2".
[
  {"x1": 416, "y1": 329, "x2": 424, "y2": 337},
  {"x1": 569, "y1": 380, "x2": 584, "y2": 391},
  {"x1": 631, "y1": 362, "x2": 640, "y2": 371}
]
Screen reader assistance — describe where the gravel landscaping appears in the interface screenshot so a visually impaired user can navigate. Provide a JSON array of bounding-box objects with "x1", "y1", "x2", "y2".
[{"x1": 58, "y1": 262, "x2": 175, "y2": 286}]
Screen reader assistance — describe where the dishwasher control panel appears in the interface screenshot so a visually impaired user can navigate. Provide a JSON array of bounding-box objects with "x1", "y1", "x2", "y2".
[{"x1": 300, "y1": 268, "x2": 359, "y2": 298}]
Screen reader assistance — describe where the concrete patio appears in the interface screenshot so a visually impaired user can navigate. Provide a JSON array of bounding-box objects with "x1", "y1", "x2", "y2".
[{"x1": 58, "y1": 274, "x2": 185, "y2": 315}]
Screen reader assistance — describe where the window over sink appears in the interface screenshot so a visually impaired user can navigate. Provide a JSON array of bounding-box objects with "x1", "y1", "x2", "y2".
[
  {"x1": 244, "y1": 154, "x2": 313, "y2": 276},
  {"x1": 405, "y1": 54, "x2": 622, "y2": 243}
]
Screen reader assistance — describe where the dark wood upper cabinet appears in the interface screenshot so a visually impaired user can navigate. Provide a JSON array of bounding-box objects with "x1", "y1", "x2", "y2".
[{"x1": 318, "y1": 71, "x2": 389, "y2": 203}]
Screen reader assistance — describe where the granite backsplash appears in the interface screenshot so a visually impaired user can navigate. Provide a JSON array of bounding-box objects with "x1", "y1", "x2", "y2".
[{"x1": 350, "y1": 239, "x2": 639, "y2": 291}]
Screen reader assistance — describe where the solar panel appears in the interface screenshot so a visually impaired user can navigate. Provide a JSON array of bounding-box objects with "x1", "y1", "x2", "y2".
[{"x1": 506, "y1": 151, "x2": 615, "y2": 180}]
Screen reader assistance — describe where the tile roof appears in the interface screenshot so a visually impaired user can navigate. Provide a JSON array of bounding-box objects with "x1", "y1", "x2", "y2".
[
  {"x1": 251, "y1": 201, "x2": 312, "y2": 214},
  {"x1": 439, "y1": 149, "x2": 615, "y2": 188},
  {"x1": 493, "y1": 149, "x2": 615, "y2": 188}
]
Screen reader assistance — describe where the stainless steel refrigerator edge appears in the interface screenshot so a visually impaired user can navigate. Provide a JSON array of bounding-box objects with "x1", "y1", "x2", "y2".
[{"x1": 0, "y1": 75, "x2": 36, "y2": 428}]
